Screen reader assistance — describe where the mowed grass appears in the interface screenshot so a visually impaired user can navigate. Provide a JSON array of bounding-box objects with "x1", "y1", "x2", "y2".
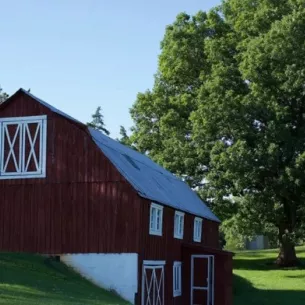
[
  {"x1": 1, "y1": 249, "x2": 305, "y2": 305},
  {"x1": 233, "y1": 246, "x2": 305, "y2": 305},
  {"x1": 0, "y1": 253, "x2": 129, "y2": 305}
]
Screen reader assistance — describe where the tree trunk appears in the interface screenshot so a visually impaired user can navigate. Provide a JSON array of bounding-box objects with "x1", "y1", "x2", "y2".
[
  {"x1": 276, "y1": 242, "x2": 299, "y2": 267},
  {"x1": 275, "y1": 227, "x2": 299, "y2": 267}
]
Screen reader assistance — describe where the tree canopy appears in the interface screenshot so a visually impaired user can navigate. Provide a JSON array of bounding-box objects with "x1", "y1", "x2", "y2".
[
  {"x1": 127, "y1": 0, "x2": 305, "y2": 266},
  {"x1": 87, "y1": 106, "x2": 110, "y2": 136}
]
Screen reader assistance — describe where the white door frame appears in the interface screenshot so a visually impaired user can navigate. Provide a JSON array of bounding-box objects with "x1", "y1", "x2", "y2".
[
  {"x1": 142, "y1": 260, "x2": 165, "y2": 305},
  {"x1": 190, "y1": 255, "x2": 214, "y2": 305}
]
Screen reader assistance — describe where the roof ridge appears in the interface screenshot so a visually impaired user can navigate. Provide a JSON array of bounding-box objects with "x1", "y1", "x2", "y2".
[{"x1": 19, "y1": 88, "x2": 82, "y2": 124}]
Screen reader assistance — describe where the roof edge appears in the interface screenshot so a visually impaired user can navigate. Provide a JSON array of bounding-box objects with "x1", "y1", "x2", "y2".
[
  {"x1": 1, "y1": 88, "x2": 84, "y2": 126},
  {"x1": 138, "y1": 192, "x2": 221, "y2": 223},
  {"x1": 89, "y1": 128, "x2": 221, "y2": 223}
]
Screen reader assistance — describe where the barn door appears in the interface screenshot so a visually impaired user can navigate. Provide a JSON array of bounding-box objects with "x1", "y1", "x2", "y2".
[
  {"x1": 190, "y1": 255, "x2": 214, "y2": 305},
  {"x1": 141, "y1": 261, "x2": 165, "y2": 305}
]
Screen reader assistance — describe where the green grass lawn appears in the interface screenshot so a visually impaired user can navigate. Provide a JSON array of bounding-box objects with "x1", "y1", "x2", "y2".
[
  {"x1": 0, "y1": 253, "x2": 130, "y2": 305},
  {"x1": 233, "y1": 246, "x2": 305, "y2": 305}
]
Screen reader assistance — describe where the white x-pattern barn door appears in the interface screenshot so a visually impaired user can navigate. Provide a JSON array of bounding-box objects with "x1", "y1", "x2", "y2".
[
  {"x1": 0, "y1": 115, "x2": 47, "y2": 179},
  {"x1": 142, "y1": 261, "x2": 165, "y2": 305}
]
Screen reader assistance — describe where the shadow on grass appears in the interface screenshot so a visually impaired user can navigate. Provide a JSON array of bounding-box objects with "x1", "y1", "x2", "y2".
[
  {"x1": 285, "y1": 274, "x2": 305, "y2": 279},
  {"x1": 233, "y1": 274, "x2": 305, "y2": 305},
  {"x1": 0, "y1": 289, "x2": 78, "y2": 305},
  {"x1": 234, "y1": 257, "x2": 305, "y2": 271}
]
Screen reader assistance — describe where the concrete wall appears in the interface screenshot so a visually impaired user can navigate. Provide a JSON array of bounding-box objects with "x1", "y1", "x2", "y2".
[{"x1": 61, "y1": 253, "x2": 138, "y2": 304}]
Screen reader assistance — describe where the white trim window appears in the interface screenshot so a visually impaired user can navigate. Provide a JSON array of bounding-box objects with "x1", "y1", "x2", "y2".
[
  {"x1": 174, "y1": 211, "x2": 184, "y2": 239},
  {"x1": 193, "y1": 217, "x2": 203, "y2": 242},
  {"x1": 149, "y1": 203, "x2": 163, "y2": 236},
  {"x1": 173, "y1": 261, "x2": 182, "y2": 297},
  {"x1": 0, "y1": 115, "x2": 47, "y2": 179}
]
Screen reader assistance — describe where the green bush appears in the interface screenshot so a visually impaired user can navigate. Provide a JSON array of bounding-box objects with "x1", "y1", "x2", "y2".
[{"x1": 220, "y1": 218, "x2": 246, "y2": 251}]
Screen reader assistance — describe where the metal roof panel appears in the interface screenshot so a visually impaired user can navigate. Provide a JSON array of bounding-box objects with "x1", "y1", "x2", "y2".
[{"x1": 89, "y1": 128, "x2": 220, "y2": 222}]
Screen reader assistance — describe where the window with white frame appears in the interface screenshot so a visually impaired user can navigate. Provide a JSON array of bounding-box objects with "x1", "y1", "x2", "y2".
[
  {"x1": 173, "y1": 261, "x2": 182, "y2": 297},
  {"x1": 174, "y1": 211, "x2": 184, "y2": 239},
  {"x1": 0, "y1": 115, "x2": 47, "y2": 179},
  {"x1": 149, "y1": 203, "x2": 163, "y2": 236},
  {"x1": 193, "y1": 217, "x2": 203, "y2": 242}
]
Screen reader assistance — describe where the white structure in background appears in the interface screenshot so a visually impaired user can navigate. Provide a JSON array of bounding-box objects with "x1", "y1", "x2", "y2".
[{"x1": 245, "y1": 235, "x2": 269, "y2": 250}]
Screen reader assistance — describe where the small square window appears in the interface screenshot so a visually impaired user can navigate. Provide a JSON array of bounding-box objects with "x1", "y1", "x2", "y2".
[
  {"x1": 149, "y1": 203, "x2": 163, "y2": 236},
  {"x1": 174, "y1": 211, "x2": 184, "y2": 239},
  {"x1": 193, "y1": 217, "x2": 202, "y2": 242},
  {"x1": 173, "y1": 261, "x2": 182, "y2": 297}
]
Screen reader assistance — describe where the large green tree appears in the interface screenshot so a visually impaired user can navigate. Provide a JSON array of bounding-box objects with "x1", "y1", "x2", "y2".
[
  {"x1": 129, "y1": 11, "x2": 214, "y2": 186},
  {"x1": 129, "y1": 0, "x2": 305, "y2": 266}
]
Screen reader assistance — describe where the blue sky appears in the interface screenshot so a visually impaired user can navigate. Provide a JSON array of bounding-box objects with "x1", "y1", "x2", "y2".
[{"x1": 1, "y1": 0, "x2": 220, "y2": 138}]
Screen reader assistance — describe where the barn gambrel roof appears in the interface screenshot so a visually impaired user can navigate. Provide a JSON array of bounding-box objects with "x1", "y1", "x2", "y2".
[
  {"x1": 7, "y1": 89, "x2": 220, "y2": 222},
  {"x1": 89, "y1": 128, "x2": 219, "y2": 222}
]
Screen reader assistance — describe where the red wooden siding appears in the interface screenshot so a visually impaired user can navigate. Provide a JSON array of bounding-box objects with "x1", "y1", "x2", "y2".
[
  {"x1": 182, "y1": 245, "x2": 233, "y2": 305},
  {"x1": 138, "y1": 198, "x2": 220, "y2": 260},
  {"x1": 136, "y1": 198, "x2": 227, "y2": 305},
  {"x1": 0, "y1": 92, "x2": 142, "y2": 254}
]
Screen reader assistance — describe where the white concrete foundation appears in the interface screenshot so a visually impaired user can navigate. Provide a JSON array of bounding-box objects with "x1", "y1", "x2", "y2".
[{"x1": 61, "y1": 253, "x2": 138, "y2": 304}]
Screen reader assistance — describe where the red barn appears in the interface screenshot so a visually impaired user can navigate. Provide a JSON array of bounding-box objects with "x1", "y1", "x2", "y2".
[{"x1": 0, "y1": 89, "x2": 233, "y2": 305}]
